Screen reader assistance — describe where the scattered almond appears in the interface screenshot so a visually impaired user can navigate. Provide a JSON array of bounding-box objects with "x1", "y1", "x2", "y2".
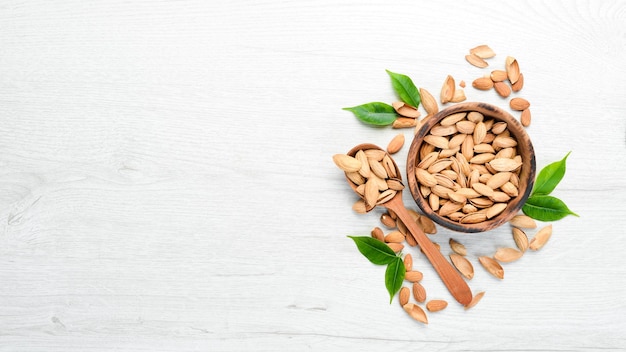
[
  {"x1": 412, "y1": 282, "x2": 427, "y2": 303},
  {"x1": 371, "y1": 226, "x2": 384, "y2": 241},
  {"x1": 380, "y1": 213, "x2": 396, "y2": 228},
  {"x1": 470, "y1": 45, "x2": 496, "y2": 59},
  {"x1": 387, "y1": 133, "x2": 405, "y2": 154},
  {"x1": 529, "y1": 224, "x2": 553, "y2": 250},
  {"x1": 509, "y1": 98, "x2": 530, "y2": 111},
  {"x1": 392, "y1": 101, "x2": 421, "y2": 118},
  {"x1": 403, "y1": 303, "x2": 428, "y2": 324},
  {"x1": 494, "y1": 247, "x2": 524, "y2": 262},
  {"x1": 384, "y1": 230, "x2": 405, "y2": 243},
  {"x1": 451, "y1": 88, "x2": 467, "y2": 103},
  {"x1": 511, "y1": 73, "x2": 524, "y2": 92},
  {"x1": 387, "y1": 242, "x2": 404, "y2": 253},
  {"x1": 449, "y1": 238, "x2": 467, "y2": 256},
  {"x1": 464, "y1": 291, "x2": 485, "y2": 310},
  {"x1": 478, "y1": 256, "x2": 504, "y2": 279},
  {"x1": 490, "y1": 70, "x2": 508, "y2": 82},
  {"x1": 405, "y1": 270, "x2": 424, "y2": 282},
  {"x1": 520, "y1": 108, "x2": 531, "y2": 127},
  {"x1": 512, "y1": 227, "x2": 529, "y2": 252},
  {"x1": 505, "y1": 56, "x2": 520, "y2": 84},
  {"x1": 399, "y1": 287, "x2": 410, "y2": 306},
  {"x1": 509, "y1": 215, "x2": 537, "y2": 229},
  {"x1": 494, "y1": 81, "x2": 511, "y2": 98},
  {"x1": 440, "y1": 75, "x2": 455, "y2": 104},
  {"x1": 465, "y1": 53, "x2": 489, "y2": 68},
  {"x1": 472, "y1": 77, "x2": 494, "y2": 90},
  {"x1": 426, "y1": 300, "x2": 448, "y2": 312},
  {"x1": 393, "y1": 117, "x2": 418, "y2": 129},
  {"x1": 450, "y1": 253, "x2": 474, "y2": 279},
  {"x1": 420, "y1": 87, "x2": 439, "y2": 115}
]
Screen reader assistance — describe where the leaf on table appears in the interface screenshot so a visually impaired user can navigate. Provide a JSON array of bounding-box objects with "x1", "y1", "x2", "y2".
[
  {"x1": 386, "y1": 70, "x2": 421, "y2": 108},
  {"x1": 343, "y1": 102, "x2": 397, "y2": 126},
  {"x1": 532, "y1": 151, "x2": 571, "y2": 196},
  {"x1": 347, "y1": 236, "x2": 398, "y2": 265},
  {"x1": 522, "y1": 195, "x2": 579, "y2": 221},
  {"x1": 385, "y1": 257, "x2": 405, "y2": 303}
]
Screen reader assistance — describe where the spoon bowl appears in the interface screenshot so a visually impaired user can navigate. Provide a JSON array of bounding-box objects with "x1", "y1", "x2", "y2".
[{"x1": 345, "y1": 143, "x2": 473, "y2": 305}]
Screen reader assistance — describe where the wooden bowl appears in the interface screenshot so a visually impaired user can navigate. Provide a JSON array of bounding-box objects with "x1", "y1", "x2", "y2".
[{"x1": 406, "y1": 102, "x2": 536, "y2": 233}]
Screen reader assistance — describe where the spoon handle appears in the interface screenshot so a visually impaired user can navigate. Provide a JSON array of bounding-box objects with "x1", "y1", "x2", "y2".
[{"x1": 385, "y1": 197, "x2": 473, "y2": 305}]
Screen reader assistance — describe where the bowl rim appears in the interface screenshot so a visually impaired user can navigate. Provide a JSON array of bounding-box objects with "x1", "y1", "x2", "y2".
[{"x1": 406, "y1": 102, "x2": 536, "y2": 233}]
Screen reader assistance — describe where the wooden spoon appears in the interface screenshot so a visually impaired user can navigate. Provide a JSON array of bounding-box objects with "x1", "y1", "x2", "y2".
[{"x1": 346, "y1": 143, "x2": 473, "y2": 306}]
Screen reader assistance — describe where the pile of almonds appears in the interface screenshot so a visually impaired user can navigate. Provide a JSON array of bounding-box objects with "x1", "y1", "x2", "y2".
[
  {"x1": 467, "y1": 45, "x2": 532, "y2": 127},
  {"x1": 414, "y1": 110, "x2": 523, "y2": 224},
  {"x1": 371, "y1": 200, "x2": 553, "y2": 324},
  {"x1": 332, "y1": 147, "x2": 405, "y2": 214}
]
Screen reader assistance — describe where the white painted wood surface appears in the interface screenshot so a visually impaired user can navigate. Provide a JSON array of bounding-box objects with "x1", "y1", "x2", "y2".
[{"x1": 1, "y1": 0, "x2": 625, "y2": 350}]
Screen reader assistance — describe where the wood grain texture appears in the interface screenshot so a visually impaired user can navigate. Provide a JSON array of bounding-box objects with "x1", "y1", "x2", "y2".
[{"x1": 1, "y1": 0, "x2": 626, "y2": 351}]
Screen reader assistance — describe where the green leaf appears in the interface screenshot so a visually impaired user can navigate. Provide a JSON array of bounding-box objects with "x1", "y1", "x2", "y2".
[
  {"x1": 343, "y1": 102, "x2": 397, "y2": 126},
  {"x1": 347, "y1": 236, "x2": 398, "y2": 265},
  {"x1": 385, "y1": 257, "x2": 405, "y2": 304},
  {"x1": 522, "y1": 195, "x2": 579, "y2": 221},
  {"x1": 386, "y1": 70, "x2": 421, "y2": 108},
  {"x1": 532, "y1": 151, "x2": 571, "y2": 196}
]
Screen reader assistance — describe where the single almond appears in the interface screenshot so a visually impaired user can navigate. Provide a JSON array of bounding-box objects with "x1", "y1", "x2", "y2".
[
  {"x1": 494, "y1": 247, "x2": 524, "y2": 262},
  {"x1": 403, "y1": 303, "x2": 428, "y2": 324},
  {"x1": 470, "y1": 45, "x2": 496, "y2": 59},
  {"x1": 510, "y1": 97, "x2": 530, "y2": 111},
  {"x1": 392, "y1": 117, "x2": 417, "y2": 129},
  {"x1": 472, "y1": 77, "x2": 494, "y2": 90},
  {"x1": 405, "y1": 270, "x2": 424, "y2": 282},
  {"x1": 352, "y1": 199, "x2": 367, "y2": 214},
  {"x1": 427, "y1": 159, "x2": 453, "y2": 174},
  {"x1": 472, "y1": 183, "x2": 494, "y2": 198},
  {"x1": 490, "y1": 191, "x2": 511, "y2": 202},
  {"x1": 501, "y1": 181, "x2": 519, "y2": 197},
  {"x1": 494, "y1": 81, "x2": 511, "y2": 98},
  {"x1": 399, "y1": 286, "x2": 410, "y2": 306},
  {"x1": 439, "y1": 200, "x2": 464, "y2": 217},
  {"x1": 412, "y1": 282, "x2": 427, "y2": 302},
  {"x1": 333, "y1": 154, "x2": 361, "y2": 172},
  {"x1": 451, "y1": 88, "x2": 467, "y2": 102},
  {"x1": 355, "y1": 150, "x2": 371, "y2": 178},
  {"x1": 490, "y1": 70, "x2": 508, "y2": 82},
  {"x1": 417, "y1": 151, "x2": 440, "y2": 169},
  {"x1": 509, "y1": 215, "x2": 537, "y2": 229},
  {"x1": 473, "y1": 121, "x2": 487, "y2": 145},
  {"x1": 491, "y1": 121, "x2": 508, "y2": 135},
  {"x1": 440, "y1": 75, "x2": 455, "y2": 104},
  {"x1": 450, "y1": 253, "x2": 474, "y2": 279},
  {"x1": 492, "y1": 136, "x2": 518, "y2": 149},
  {"x1": 486, "y1": 172, "x2": 512, "y2": 189},
  {"x1": 418, "y1": 216, "x2": 437, "y2": 234},
  {"x1": 460, "y1": 212, "x2": 488, "y2": 224},
  {"x1": 371, "y1": 226, "x2": 384, "y2": 241},
  {"x1": 521, "y1": 108, "x2": 531, "y2": 127},
  {"x1": 420, "y1": 87, "x2": 439, "y2": 115},
  {"x1": 380, "y1": 213, "x2": 396, "y2": 228},
  {"x1": 392, "y1": 101, "x2": 421, "y2": 118},
  {"x1": 456, "y1": 120, "x2": 477, "y2": 134},
  {"x1": 440, "y1": 112, "x2": 467, "y2": 127},
  {"x1": 387, "y1": 133, "x2": 405, "y2": 154},
  {"x1": 511, "y1": 73, "x2": 524, "y2": 92},
  {"x1": 485, "y1": 203, "x2": 507, "y2": 219},
  {"x1": 467, "y1": 111, "x2": 484, "y2": 123},
  {"x1": 430, "y1": 124, "x2": 458, "y2": 136},
  {"x1": 424, "y1": 135, "x2": 450, "y2": 149},
  {"x1": 512, "y1": 227, "x2": 529, "y2": 252},
  {"x1": 465, "y1": 53, "x2": 489, "y2": 68},
  {"x1": 464, "y1": 291, "x2": 485, "y2": 310},
  {"x1": 489, "y1": 158, "x2": 522, "y2": 172},
  {"x1": 415, "y1": 168, "x2": 438, "y2": 188},
  {"x1": 368, "y1": 159, "x2": 388, "y2": 179},
  {"x1": 426, "y1": 299, "x2": 448, "y2": 312},
  {"x1": 506, "y1": 56, "x2": 521, "y2": 84},
  {"x1": 469, "y1": 153, "x2": 495, "y2": 165},
  {"x1": 478, "y1": 256, "x2": 504, "y2": 279},
  {"x1": 384, "y1": 230, "x2": 405, "y2": 243},
  {"x1": 387, "y1": 178, "x2": 405, "y2": 191},
  {"x1": 404, "y1": 253, "x2": 413, "y2": 272},
  {"x1": 449, "y1": 238, "x2": 467, "y2": 256},
  {"x1": 530, "y1": 224, "x2": 553, "y2": 250},
  {"x1": 387, "y1": 242, "x2": 404, "y2": 253},
  {"x1": 364, "y1": 178, "x2": 379, "y2": 208}
]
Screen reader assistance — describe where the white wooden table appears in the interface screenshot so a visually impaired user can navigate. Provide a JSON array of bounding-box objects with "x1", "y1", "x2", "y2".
[{"x1": 1, "y1": 1, "x2": 625, "y2": 350}]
